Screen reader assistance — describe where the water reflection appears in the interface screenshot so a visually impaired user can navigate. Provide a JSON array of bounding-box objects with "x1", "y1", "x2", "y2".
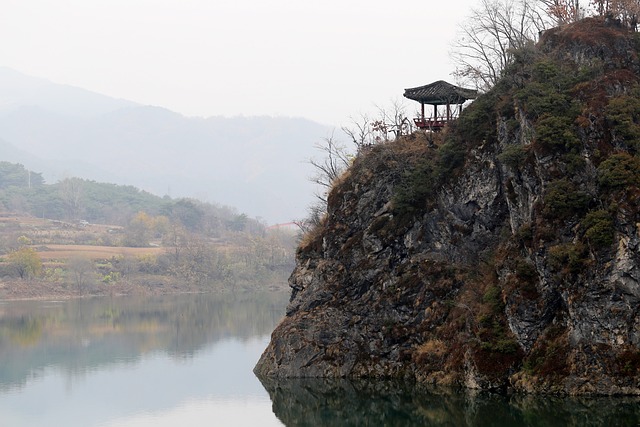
[
  {"x1": 4, "y1": 293, "x2": 639, "y2": 426},
  {"x1": 258, "y1": 377, "x2": 640, "y2": 426},
  {"x1": 0, "y1": 292, "x2": 287, "y2": 392}
]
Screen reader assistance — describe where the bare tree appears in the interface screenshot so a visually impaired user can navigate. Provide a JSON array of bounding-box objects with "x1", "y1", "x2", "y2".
[
  {"x1": 590, "y1": 0, "x2": 605, "y2": 13},
  {"x1": 58, "y1": 177, "x2": 83, "y2": 220},
  {"x1": 308, "y1": 133, "x2": 352, "y2": 202},
  {"x1": 342, "y1": 100, "x2": 414, "y2": 151},
  {"x1": 67, "y1": 255, "x2": 94, "y2": 289},
  {"x1": 590, "y1": 0, "x2": 607, "y2": 14},
  {"x1": 297, "y1": 101, "x2": 413, "y2": 234},
  {"x1": 374, "y1": 99, "x2": 414, "y2": 140},
  {"x1": 603, "y1": 0, "x2": 640, "y2": 28},
  {"x1": 163, "y1": 224, "x2": 224, "y2": 285},
  {"x1": 342, "y1": 114, "x2": 375, "y2": 151},
  {"x1": 539, "y1": 0, "x2": 582, "y2": 23},
  {"x1": 294, "y1": 134, "x2": 353, "y2": 235},
  {"x1": 452, "y1": 0, "x2": 549, "y2": 91}
]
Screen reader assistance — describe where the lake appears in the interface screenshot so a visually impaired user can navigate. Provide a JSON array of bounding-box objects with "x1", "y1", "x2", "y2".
[
  {"x1": 0, "y1": 292, "x2": 287, "y2": 427},
  {"x1": 0, "y1": 293, "x2": 638, "y2": 426}
]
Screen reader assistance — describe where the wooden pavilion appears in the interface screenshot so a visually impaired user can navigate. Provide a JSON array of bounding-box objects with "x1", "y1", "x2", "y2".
[{"x1": 403, "y1": 80, "x2": 477, "y2": 131}]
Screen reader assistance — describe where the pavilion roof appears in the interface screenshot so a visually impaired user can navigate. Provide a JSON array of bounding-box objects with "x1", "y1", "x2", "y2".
[{"x1": 403, "y1": 80, "x2": 478, "y2": 105}]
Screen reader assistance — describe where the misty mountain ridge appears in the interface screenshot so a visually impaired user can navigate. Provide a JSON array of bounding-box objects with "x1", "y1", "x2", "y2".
[
  {"x1": 0, "y1": 67, "x2": 337, "y2": 223},
  {"x1": 0, "y1": 67, "x2": 138, "y2": 117}
]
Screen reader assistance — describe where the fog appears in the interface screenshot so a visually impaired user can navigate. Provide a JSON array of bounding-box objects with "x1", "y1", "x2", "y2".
[
  {"x1": 0, "y1": 1, "x2": 479, "y2": 223},
  {"x1": 0, "y1": 0, "x2": 478, "y2": 126}
]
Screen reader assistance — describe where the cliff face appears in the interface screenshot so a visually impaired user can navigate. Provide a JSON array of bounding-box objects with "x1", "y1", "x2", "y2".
[{"x1": 255, "y1": 18, "x2": 640, "y2": 395}]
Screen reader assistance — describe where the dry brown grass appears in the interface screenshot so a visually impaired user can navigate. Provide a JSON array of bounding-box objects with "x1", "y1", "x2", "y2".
[
  {"x1": 35, "y1": 244, "x2": 164, "y2": 261},
  {"x1": 416, "y1": 339, "x2": 447, "y2": 358},
  {"x1": 298, "y1": 216, "x2": 326, "y2": 254},
  {"x1": 543, "y1": 16, "x2": 631, "y2": 49}
]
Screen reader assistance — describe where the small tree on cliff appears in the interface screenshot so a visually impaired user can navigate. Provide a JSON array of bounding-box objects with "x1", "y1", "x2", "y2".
[{"x1": 299, "y1": 134, "x2": 352, "y2": 233}]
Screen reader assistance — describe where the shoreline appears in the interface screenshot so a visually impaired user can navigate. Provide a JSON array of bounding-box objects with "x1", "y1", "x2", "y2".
[{"x1": 0, "y1": 278, "x2": 290, "y2": 301}]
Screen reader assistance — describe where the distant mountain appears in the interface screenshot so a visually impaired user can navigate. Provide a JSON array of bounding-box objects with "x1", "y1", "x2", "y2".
[
  {"x1": 0, "y1": 68, "x2": 339, "y2": 223},
  {"x1": 0, "y1": 67, "x2": 138, "y2": 116}
]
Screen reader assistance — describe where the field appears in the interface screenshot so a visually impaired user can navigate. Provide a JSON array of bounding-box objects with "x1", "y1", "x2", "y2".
[
  {"x1": 0, "y1": 212, "x2": 295, "y2": 299},
  {"x1": 36, "y1": 244, "x2": 165, "y2": 262},
  {"x1": 0, "y1": 214, "x2": 173, "y2": 298},
  {"x1": 0, "y1": 214, "x2": 122, "y2": 244},
  {"x1": 0, "y1": 215, "x2": 162, "y2": 260}
]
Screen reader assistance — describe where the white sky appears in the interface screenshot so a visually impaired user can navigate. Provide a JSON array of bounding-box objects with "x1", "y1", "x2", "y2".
[{"x1": 0, "y1": 0, "x2": 479, "y2": 127}]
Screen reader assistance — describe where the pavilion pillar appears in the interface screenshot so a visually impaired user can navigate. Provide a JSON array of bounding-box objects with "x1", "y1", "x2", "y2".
[{"x1": 421, "y1": 103, "x2": 425, "y2": 121}]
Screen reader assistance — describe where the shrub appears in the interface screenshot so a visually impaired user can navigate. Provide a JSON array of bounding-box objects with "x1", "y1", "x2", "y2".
[
  {"x1": 532, "y1": 59, "x2": 561, "y2": 81},
  {"x1": 454, "y1": 90, "x2": 499, "y2": 144},
  {"x1": 481, "y1": 338, "x2": 519, "y2": 354},
  {"x1": 535, "y1": 114, "x2": 580, "y2": 152},
  {"x1": 516, "y1": 82, "x2": 576, "y2": 119},
  {"x1": 498, "y1": 145, "x2": 528, "y2": 168},
  {"x1": 515, "y1": 259, "x2": 537, "y2": 282},
  {"x1": 414, "y1": 339, "x2": 447, "y2": 365},
  {"x1": 605, "y1": 88, "x2": 640, "y2": 153},
  {"x1": 548, "y1": 243, "x2": 588, "y2": 275},
  {"x1": 393, "y1": 141, "x2": 467, "y2": 216},
  {"x1": 393, "y1": 158, "x2": 436, "y2": 215},
  {"x1": 543, "y1": 179, "x2": 590, "y2": 219},
  {"x1": 523, "y1": 337, "x2": 569, "y2": 376},
  {"x1": 6, "y1": 247, "x2": 42, "y2": 279},
  {"x1": 298, "y1": 216, "x2": 326, "y2": 254},
  {"x1": 435, "y1": 141, "x2": 466, "y2": 178},
  {"x1": 482, "y1": 285, "x2": 503, "y2": 313},
  {"x1": 581, "y1": 210, "x2": 615, "y2": 248},
  {"x1": 515, "y1": 223, "x2": 533, "y2": 243},
  {"x1": 563, "y1": 152, "x2": 586, "y2": 174},
  {"x1": 597, "y1": 152, "x2": 640, "y2": 190}
]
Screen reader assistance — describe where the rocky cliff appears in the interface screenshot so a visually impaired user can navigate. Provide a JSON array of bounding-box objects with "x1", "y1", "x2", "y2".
[{"x1": 255, "y1": 18, "x2": 640, "y2": 395}]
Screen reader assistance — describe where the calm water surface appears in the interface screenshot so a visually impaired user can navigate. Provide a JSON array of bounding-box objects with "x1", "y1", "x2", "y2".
[
  {"x1": 0, "y1": 292, "x2": 638, "y2": 426},
  {"x1": 0, "y1": 292, "x2": 287, "y2": 427}
]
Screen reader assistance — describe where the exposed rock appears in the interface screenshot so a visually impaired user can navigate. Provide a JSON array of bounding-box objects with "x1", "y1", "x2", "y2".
[{"x1": 255, "y1": 18, "x2": 640, "y2": 395}]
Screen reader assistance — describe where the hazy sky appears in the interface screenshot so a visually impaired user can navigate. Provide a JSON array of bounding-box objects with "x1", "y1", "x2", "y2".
[{"x1": 1, "y1": 0, "x2": 478, "y2": 126}]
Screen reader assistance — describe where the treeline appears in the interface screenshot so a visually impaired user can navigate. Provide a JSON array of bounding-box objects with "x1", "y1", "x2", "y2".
[
  {"x1": 0, "y1": 161, "x2": 296, "y2": 291},
  {"x1": 0, "y1": 161, "x2": 262, "y2": 236},
  {"x1": 0, "y1": 167, "x2": 159, "y2": 225},
  {"x1": 0, "y1": 225, "x2": 296, "y2": 291}
]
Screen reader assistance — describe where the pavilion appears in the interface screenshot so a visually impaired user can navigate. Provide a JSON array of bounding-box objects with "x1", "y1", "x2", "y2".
[{"x1": 403, "y1": 80, "x2": 477, "y2": 131}]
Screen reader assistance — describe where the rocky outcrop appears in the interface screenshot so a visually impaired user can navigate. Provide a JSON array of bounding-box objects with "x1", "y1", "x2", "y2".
[{"x1": 255, "y1": 18, "x2": 640, "y2": 395}]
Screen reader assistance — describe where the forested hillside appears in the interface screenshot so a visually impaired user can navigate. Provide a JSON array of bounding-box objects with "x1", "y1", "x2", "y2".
[{"x1": 0, "y1": 162, "x2": 296, "y2": 297}]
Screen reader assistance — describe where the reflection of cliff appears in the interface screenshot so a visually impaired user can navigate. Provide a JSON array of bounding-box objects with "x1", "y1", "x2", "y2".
[
  {"x1": 0, "y1": 292, "x2": 287, "y2": 391},
  {"x1": 260, "y1": 377, "x2": 640, "y2": 426}
]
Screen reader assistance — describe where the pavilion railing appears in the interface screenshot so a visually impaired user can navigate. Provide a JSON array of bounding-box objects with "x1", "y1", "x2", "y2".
[{"x1": 413, "y1": 117, "x2": 450, "y2": 130}]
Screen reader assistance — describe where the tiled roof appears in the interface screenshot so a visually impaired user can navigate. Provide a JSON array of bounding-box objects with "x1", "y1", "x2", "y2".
[{"x1": 404, "y1": 80, "x2": 477, "y2": 105}]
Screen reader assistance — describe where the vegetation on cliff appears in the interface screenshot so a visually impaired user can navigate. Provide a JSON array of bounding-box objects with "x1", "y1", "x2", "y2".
[{"x1": 256, "y1": 17, "x2": 640, "y2": 395}]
